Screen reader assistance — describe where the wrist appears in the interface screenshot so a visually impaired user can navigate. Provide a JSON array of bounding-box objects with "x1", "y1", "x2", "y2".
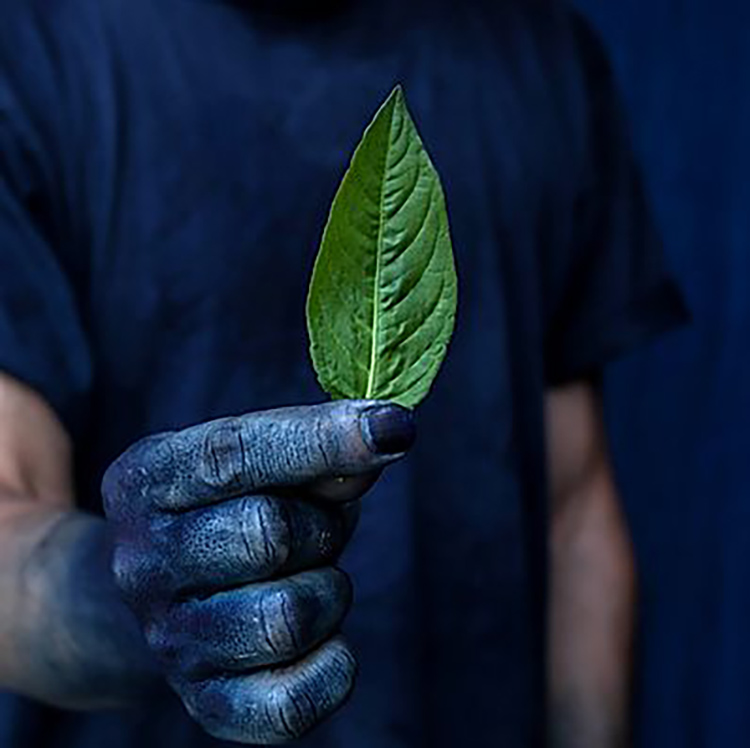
[{"x1": 16, "y1": 512, "x2": 163, "y2": 709}]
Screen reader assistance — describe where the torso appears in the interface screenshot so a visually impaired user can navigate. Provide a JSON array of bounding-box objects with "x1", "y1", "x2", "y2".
[{"x1": 0, "y1": 1, "x2": 588, "y2": 745}]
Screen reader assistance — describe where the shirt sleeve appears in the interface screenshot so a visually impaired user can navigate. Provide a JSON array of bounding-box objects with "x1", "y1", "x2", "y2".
[
  {"x1": 543, "y1": 11, "x2": 690, "y2": 387},
  {"x1": 0, "y1": 34, "x2": 92, "y2": 437}
]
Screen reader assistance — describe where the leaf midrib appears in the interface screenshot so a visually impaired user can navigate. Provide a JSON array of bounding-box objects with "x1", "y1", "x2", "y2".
[{"x1": 365, "y1": 101, "x2": 397, "y2": 398}]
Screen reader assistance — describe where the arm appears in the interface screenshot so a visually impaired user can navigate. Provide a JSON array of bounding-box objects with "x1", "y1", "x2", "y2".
[
  {"x1": 0, "y1": 370, "x2": 413, "y2": 742},
  {"x1": 0, "y1": 372, "x2": 159, "y2": 709},
  {"x1": 546, "y1": 381, "x2": 634, "y2": 748}
]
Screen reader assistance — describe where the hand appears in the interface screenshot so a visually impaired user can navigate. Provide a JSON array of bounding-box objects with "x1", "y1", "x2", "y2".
[{"x1": 101, "y1": 400, "x2": 415, "y2": 744}]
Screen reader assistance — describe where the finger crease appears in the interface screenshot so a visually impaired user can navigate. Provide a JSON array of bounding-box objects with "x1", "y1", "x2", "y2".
[
  {"x1": 239, "y1": 500, "x2": 257, "y2": 567},
  {"x1": 264, "y1": 700, "x2": 291, "y2": 739},
  {"x1": 276, "y1": 699, "x2": 296, "y2": 738},
  {"x1": 256, "y1": 502, "x2": 275, "y2": 567},
  {"x1": 259, "y1": 596, "x2": 280, "y2": 656},
  {"x1": 314, "y1": 419, "x2": 334, "y2": 470},
  {"x1": 281, "y1": 596, "x2": 301, "y2": 651},
  {"x1": 300, "y1": 689, "x2": 319, "y2": 722},
  {"x1": 237, "y1": 430, "x2": 249, "y2": 481},
  {"x1": 287, "y1": 686, "x2": 306, "y2": 726},
  {"x1": 209, "y1": 444, "x2": 222, "y2": 483}
]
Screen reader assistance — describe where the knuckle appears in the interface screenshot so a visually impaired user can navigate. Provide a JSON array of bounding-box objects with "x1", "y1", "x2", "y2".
[
  {"x1": 257, "y1": 585, "x2": 305, "y2": 659},
  {"x1": 311, "y1": 415, "x2": 339, "y2": 471},
  {"x1": 182, "y1": 682, "x2": 238, "y2": 741},
  {"x1": 239, "y1": 497, "x2": 291, "y2": 577},
  {"x1": 195, "y1": 710, "x2": 234, "y2": 742},
  {"x1": 185, "y1": 681, "x2": 293, "y2": 745},
  {"x1": 328, "y1": 638, "x2": 359, "y2": 685},
  {"x1": 101, "y1": 462, "x2": 125, "y2": 516},
  {"x1": 199, "y1": 418, "x2": 248, "y2": 491},
  {"x1": 111, "y1": 532, "x2": 176, "y2": 606},
  {"x1": 148, "y1": 608, "x2": 211, "y2": 676},
  {"x1": 143, "y1": 619, "x2": 183, "y2": 674},
  {"x1": 102, "y1": 434, "x2": 174, "y2": 517},
  {"x1": 329, "y1": 567, "x2": 354, "y2": 606},
  {"x1": 266, "y1": 682, "x2": 318, "y2": 741},
  {"x1": 143, "y1": 619, "x2": 168, "y2": 654},
  {"x1": 110, "y1": 546, "x2": 132, "y2": 590},
  {"x1": 313, "y1": 413, "x2": 346, "y2": 471},
  {"x1": 110, "y1": 545, "x2": 149, "y2": 601}
]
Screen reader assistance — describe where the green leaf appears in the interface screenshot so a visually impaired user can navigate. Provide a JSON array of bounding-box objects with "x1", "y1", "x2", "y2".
[{"x1": 306, "y1": 86, "x2": 458, "y2": 409}]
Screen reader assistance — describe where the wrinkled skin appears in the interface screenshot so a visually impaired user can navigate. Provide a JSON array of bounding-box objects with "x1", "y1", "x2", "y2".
[{"x1": 102, "y1": 399, "x2": 415, "y2": 744}]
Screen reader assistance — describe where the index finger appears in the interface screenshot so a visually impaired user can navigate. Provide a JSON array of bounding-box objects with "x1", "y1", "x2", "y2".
[{"x1": 102, "y1": 400, "x2": 414, "y2": 515}]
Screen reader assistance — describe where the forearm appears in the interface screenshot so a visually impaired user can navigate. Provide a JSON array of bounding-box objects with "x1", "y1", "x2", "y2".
[
  {"x1": 0, "y1": 502, "x2": 160, "y2": 709},
  {"x1": 548, "y1": 475, "x2": 635, "y2": 748}
]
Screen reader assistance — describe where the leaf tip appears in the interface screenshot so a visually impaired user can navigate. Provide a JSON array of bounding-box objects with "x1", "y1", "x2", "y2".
[{"x1": 387, "y1": 83, "x2": 407, "y2": 109}]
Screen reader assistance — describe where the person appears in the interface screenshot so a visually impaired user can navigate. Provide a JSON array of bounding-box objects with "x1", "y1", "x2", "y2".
[{"x1": 0, "y1": 0, "x2": 689, "y2": 746}]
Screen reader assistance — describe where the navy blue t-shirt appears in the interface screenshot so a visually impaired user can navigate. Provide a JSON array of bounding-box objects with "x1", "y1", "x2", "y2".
[{"x1": 0, "y1": 0, "x2": 687, "y2": 746}]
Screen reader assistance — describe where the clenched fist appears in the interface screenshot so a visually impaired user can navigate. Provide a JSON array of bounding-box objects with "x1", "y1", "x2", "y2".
[{"x1": 102, "y1": 400, "x2": 415, "y2": 744}]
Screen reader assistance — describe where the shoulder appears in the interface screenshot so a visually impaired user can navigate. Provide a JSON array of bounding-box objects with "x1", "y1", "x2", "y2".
[
  {"x1": 0, "y1": 0, "x2": 110, "y2": 44},
  {"x1": 0, "y1": 0, "x2": 154, "y2": 87},
  {"x1": 423, "y1": 0, "x2": 605, "y2": 100},
  {"x1": 413, "y1": 0, "x2": 581, "y2": 59},
  {"x1": 0, "y1": 0, "x2": 137, "y2": 26},
  {"x1": 0, "y1": 0, "x2": 155, "y2": 149},
  {"x1": 0, "y1": 0, "x2": 109, "y2": 101},
  {"x1": 0, "y1": 1, "x2": 102, "y2": 169},
  {"x1": 405, "y1": 0, "x2": 600, "y2": 130},
  {"x1": 418, "y1": 1, "x2": 601, "y2": 176}
]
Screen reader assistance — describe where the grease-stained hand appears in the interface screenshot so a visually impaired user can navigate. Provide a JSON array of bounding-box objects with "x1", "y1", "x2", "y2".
[{"x1": 101, "y1": 400, "x2": 415, "y2": 744}]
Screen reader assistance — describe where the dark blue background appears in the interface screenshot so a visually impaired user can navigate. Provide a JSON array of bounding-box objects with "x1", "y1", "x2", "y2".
[
  {"x1": 0, "y1": 1, "x2": 742, "y2": 745},
  {"x1": 574, "y1": 1, "x2": 750, "y2": 745}
]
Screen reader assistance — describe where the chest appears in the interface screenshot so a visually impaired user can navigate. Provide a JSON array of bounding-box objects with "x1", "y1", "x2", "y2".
[{"x1": 78, "y1": 10, "x2": 559, "y2": 431}]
